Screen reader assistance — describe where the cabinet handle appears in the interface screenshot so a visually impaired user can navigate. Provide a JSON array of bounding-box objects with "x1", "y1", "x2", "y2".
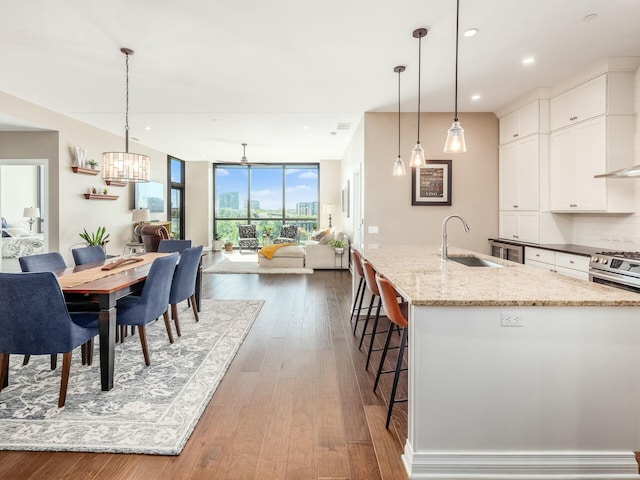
[
  {"x1": 535, "y1": 254, "x2": 540, "y2": 257},
  {"x1": 569, "y1": 203, "x2": 578, "y2": 208},
  {"x1": 569, "y1": 116, "x2": 578, "y2": 121},
  {"x1": 513, "y1": 133, "x2": 519, "y2": 138},
  {"x1": 513, "y1": 235, "x2": 519, "y2": 239},
  {"x1": 569, "y1": 260, "x2": 575, "y2": 264},
  {"x1": 513, "y1": 204, "x2": 518, "y2": 208}
]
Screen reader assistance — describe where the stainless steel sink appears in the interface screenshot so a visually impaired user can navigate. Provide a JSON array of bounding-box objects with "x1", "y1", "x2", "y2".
[{"x1": 447, "y1": 255, "x2": 504, "y2": 268}]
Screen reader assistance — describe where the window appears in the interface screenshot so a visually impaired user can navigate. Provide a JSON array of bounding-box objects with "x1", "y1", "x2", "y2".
[
  {"x1": 213, "y1": 164, "x2": 319, "y2": 245},
  {"x1": 168, "y1": 156, "x2": 185, "y2": 239}
]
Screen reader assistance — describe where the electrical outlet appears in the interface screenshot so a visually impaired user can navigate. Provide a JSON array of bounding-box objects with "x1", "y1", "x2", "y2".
[
  {"x1": 368, "y1": 226, "x2": 379, "y2": 234},
  {"x1": 501, "y1": 312, "x2": 524, "y2": 327}
]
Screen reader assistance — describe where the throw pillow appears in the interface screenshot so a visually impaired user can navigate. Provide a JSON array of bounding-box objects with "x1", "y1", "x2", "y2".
[
  {"x1": 4, "y1": 227, "x2": 31, "y2": 237},
  {"x1": 311, "y1": 230, "x2": 326, "y2": 241},
  {"x1": 319, "y1": 232, "x2": 335, "y2": 245}
]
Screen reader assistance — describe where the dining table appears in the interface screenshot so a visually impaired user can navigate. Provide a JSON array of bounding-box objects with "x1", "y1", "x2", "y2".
[{"x1": 57, "y1": 252, "x2": 168, "y2": 391}]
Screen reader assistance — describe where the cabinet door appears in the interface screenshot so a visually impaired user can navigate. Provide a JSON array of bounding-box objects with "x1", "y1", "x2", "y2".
[
  {"x1": 574, "y1": 74, "x2": 606, "y2": 125},
  {"x1": 499, "y1": 212, "x2": 518, "y2": 240},
  {"x1": 518, "y1": 101, "x2": 539, "y2": 139},
  {"x1": 517, "y1": 136, "x2": 539, "y2": 210},
  {"x1": 549, "y1": 128, "x2": 576, "y2": 211},
  {"x1": 573, "y1": 117, "x2": 606, "y2": 211},
  {"x1": 499, "y1": 111, "x2": 520, "y2": 145},
  {"x1": 550, "y1": 74, "x2": 606, "y2": 131},
  {"x1": 499, "y1": 143, "x2": 519, "y2": 210},
  {"x1": 517, "y1": 212, "x2": 539, "y2": 243}
]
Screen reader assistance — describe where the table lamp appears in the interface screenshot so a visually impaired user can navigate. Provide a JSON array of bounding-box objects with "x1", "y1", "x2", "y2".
[
  {"x1": 23, "y1": 207, "x2": 40, "y2": 232},
  {"x1": 322, "y1": 204, "x2": 335, "y2": 228},
  {"x1": 132, "y1": 208, "x2": 151, "y2": 242}
]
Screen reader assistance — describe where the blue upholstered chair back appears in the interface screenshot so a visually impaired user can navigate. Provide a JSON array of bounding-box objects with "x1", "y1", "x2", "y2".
[
  {"x1": 0, "y1": 272, "x2": 97, "y2": 355},
  {"x1": 169, "y1": 245, "x2": 203, "y2": 304},
  {"x1": 72, "y1": 245, "x2": 106, "y2": 266},
  {"x1": 19, "y1": 252, "x2": 66, "y2": 272},
  {"x1": 158, "y1": 239, "x2": 192, "y2": 253},
  {"x1": 117, "y1": 253, "x2": 178, "y2": 326}
]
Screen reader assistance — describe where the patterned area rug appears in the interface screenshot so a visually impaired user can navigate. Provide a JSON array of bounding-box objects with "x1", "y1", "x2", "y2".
[
  {"x1": 204, "y1": 252, "x2": 313, "y2": 274},
  {"x1": 0, "y1": 299, "x2": 263, "y2": 455}
]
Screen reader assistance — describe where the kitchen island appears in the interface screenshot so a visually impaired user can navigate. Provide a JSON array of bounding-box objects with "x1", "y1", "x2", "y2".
[{"x1": 360, "y1": 244, "x2": 640, "y2": 479}]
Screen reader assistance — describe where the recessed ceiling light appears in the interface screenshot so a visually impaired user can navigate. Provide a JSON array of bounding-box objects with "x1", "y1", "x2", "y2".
[
  {"x1": 303, "y1": 126, "x2": 309, "y2": 130},
  {"x1": 471, "y1": 94, "x2": 481, "y2": 101},
  {"x1": 522, "y1": 57, "x2": 535, "y2": 65},
  {"x1": 583, "y1": 13, "x2": 598, "y2": 22},
  {"x1": 144, "y1": 126, "x2": 151, "y2": 131},
  {"x1": 464, "y1": 28, "x2": 478, "y2": 37}
]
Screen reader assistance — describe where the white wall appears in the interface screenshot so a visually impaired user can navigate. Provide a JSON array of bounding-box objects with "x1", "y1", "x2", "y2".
[{"x1": 0, "y1": 165, "x2": 38, "y2": 222}]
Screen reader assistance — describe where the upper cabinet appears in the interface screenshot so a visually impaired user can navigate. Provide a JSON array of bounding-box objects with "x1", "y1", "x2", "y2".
[
  {"x1": 499, "y1": 101, "x2": 540, "y2": 145},
  {"x1": 499, "y1": 135, "x2": 540, "y2": 211},
  {"x1": 548, "y1": 70, "x2": 636, "y2": 213},
  {"x1": 549, "y1": 73, "x2": 635, "y2": 132}
]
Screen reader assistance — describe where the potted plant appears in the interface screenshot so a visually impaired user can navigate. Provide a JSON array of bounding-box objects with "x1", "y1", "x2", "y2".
[
  {"x1": 86, "y1": 159, "x2": 99, "y2": 170},
  {"x1": 262, "y1": 225, "x2": 274, "y2": 238},
  {"x1": 329, "y1": 239, "x2": 346, "y2": 255},
  {"x1": 224, "y1": 240, "x2": 233, "y2": 252},
  {"x1": 212, "y1": 234, "x2": 223, "y2": 251},
  {"x1": 79, "y1": 226, "x2": 110, "y2": 248}
]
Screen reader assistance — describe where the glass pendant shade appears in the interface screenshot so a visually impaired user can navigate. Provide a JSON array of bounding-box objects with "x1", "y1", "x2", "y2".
[
  {"x1": 444, "y1": 120, "x2": 467, "y2": 153},
  {"x1": 393, "y1": 156, "x2": 406, "y2": 176},
  {"x1": 410, "y1": 142, "x2": 426, "y2": 167}
]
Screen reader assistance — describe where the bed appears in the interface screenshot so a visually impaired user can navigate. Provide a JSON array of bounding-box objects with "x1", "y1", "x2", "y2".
[{"x1": 1, "y1": 218, "x2": 44, "y2": 259}]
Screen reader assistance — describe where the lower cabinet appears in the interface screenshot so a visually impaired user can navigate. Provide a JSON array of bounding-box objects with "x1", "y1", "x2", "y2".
[
  {"x1": 499, "y1": 211, "x2": 539, "y2": 243},
  {"x1": 525, "y1": 247, "x2": 589, "y2": 280}
]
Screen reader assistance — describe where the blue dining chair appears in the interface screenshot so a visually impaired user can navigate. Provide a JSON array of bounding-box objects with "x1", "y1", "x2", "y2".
[
  {"x1": 168, "y1": 245, "x2": 203, "y2": 337},
  {"x1": 158, "y1": 239, "x2": 192, "y2": 253},
  {"x1": 19, "y1": 251, "x2": 68, "y2": 369},
  {"x1": 72, "y1": 245, "x2": 106, "y2": 265},
  {"x1": 19, "y1": 252, "x2": 66, "y2": 273},
  {"x1": 116, "y1": 253, "x2": 179, "y2": 365},
  {"x1": 0, "y1": 272, "x2": 99, "y2": 408}
]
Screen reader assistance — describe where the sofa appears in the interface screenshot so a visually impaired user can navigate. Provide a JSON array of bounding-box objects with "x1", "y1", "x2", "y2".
[{"x1": 304, "y1": 229, "x2": 349, "y2": 270}]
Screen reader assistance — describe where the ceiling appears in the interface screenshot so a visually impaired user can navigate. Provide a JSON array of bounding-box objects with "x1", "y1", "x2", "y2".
[{"x1": 0, "y1": 0, "x2": 639, "y2": 164}]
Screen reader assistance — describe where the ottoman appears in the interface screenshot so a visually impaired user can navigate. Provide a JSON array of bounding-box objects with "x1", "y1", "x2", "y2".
[{"x1": 258, "y1": 245, "x2": 305, "y2": 268}]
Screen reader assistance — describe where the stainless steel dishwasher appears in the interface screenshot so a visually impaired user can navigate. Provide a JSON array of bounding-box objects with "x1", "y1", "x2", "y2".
[{"x1": 490, "y1": 240, "x2": 524, "y2": 264}]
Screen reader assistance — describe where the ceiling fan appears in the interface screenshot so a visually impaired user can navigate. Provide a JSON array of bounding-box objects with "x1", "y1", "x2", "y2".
[{"x1": 214, "y1": 143, "x2": 271, "y2": 166}]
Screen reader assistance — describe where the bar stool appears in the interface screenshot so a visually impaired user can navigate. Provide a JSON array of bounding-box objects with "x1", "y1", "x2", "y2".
[
  {"x1": 374, "y1": 272, "x2": 408, "y2": 429},
  {"x1": 350, "y1": 249, "x2": 367, "y2": 334},
  {"x1": 359, "y1": 258, "x2": 388, "y2": 371}
]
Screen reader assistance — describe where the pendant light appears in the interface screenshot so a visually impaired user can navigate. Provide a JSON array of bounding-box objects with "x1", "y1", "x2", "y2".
[
  {"x1": 102, "y1": 48, "x2": 150, "y2": 183},
  {"x1": 444, "y1": 0, "x2": 467, "y2": 153},
  {"x1": 410, "y1": 28, "x2": 428, "y2": 168},
  {"x1": 392, "y1": 65, "x2": 407, "y2": 176}
]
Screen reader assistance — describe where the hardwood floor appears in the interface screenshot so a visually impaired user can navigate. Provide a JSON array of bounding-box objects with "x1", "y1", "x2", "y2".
[{"x1": 0, "y1": 252, "x2": 408, "y2": 479}]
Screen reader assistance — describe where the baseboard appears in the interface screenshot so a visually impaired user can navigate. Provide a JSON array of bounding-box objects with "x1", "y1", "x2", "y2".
[{"x1": 402, "y1": 443, "x2": 640, "y2": 479}]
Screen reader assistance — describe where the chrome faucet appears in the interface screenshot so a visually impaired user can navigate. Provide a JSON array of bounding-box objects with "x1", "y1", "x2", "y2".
[{"x1": 441, "y1": 214, "x2": 470, "y2": 260}]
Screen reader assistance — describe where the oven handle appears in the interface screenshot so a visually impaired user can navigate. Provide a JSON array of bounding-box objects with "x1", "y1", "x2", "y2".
[{"x1": 589, "y1": 269, "x2": 636, "y2": 285}]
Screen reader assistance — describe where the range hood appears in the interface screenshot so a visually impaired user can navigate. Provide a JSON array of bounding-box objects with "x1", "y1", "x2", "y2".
[{"x1": 595, "y1": 165, "x2": 640, "y2": 178}]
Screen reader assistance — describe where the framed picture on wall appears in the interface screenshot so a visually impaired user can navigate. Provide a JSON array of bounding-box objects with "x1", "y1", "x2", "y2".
[{"x1": 411, "y1": 160, "x2": 452, "y2": 206}]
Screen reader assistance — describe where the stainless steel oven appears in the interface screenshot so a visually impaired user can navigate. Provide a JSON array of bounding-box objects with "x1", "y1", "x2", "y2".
[{"x1": 589, "y1": 251, "x2": 640, "y2": 293}]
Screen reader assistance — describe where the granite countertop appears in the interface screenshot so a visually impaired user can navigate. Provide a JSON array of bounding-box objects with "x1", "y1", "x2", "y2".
[
  {"x1": 488, "y1": 239, "x2": 602, "y2": 257},
  {"x1": 359, "y1": 244, "x2": 640, "y2": 307}
]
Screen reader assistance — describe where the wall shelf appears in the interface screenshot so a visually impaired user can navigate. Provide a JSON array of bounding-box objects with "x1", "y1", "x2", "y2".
[
  {"x1": 83, "y1": 193, "x2": 118, "y2": 200},
  {"x1": 105, "y1": 180, "x2": 127, "y2": 187},
  {"x1": 72, "y1": 166, "x2": 100, "y2": 176}
]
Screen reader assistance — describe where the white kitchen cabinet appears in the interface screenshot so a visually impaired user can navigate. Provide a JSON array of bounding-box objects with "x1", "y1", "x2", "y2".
[
  {"x1": 499, "y1": 101, "x2": 539, "y2": 145},
  {"x1": 550, "y1": 72, "x2": 635, "y2": 132},
  {"x1": 499, "y1": 211, "x2": 539, "y2": 243},
  {"x1": 550, "y1": 74, "x2": 606, "y2": 131},
  {"x1": 525, "y1": 247, "x2": 589, "y2": 280},
  {"x1": 499, "y1": 135, "x2": 539, "y2": 211},
  {"x1": 549, "y1": 115, "x2": 635, "y2": 213}
]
